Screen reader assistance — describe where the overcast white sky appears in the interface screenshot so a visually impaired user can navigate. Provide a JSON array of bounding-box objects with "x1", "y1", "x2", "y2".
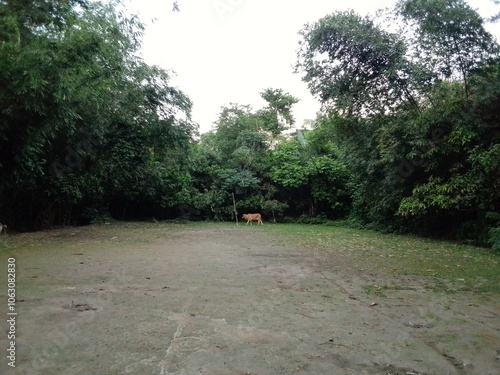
[{"x1": 123, "y1": 0, "x2": 500, "y2": 133}]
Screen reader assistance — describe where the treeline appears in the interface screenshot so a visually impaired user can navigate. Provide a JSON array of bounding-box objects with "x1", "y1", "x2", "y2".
[
  {"x1": 0, "y1": 0, "x2": 196, "y2": 229},
  {"x1": 0, "y1": 0, "x2": 499, "y2": 249}
]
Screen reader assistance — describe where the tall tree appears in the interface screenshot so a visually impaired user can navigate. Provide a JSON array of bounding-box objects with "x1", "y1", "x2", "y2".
[
  {"x1": 295, "y1": 10, "x2": 418, "y2": 117},
  {"x1": 0, "y1": 0, "x2": 195, "y2": 229},
  {"x1": 295, "y1": 2, "x2": 499, "y2": 244},
  {"x1": 257, "y1": 88, "x2": 299, "y2": 138},
  {"x1": 397, "y1": 0, "x2": 498, "y2": 99}
]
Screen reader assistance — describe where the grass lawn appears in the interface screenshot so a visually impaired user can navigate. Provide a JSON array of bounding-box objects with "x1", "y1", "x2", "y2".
[{"x1": 260, "y1": 223, "x2": 500, "y2": 294}]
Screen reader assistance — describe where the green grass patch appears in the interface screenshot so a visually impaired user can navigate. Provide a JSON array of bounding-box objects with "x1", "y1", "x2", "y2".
[{"x1": 261, "y1": 223, "x2": 500, "y2": 294}]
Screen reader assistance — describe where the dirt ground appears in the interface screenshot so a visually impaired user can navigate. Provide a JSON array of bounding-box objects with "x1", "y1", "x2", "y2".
[{"x1": 0, "y1": 223, "x2": 499, "y2": 375}]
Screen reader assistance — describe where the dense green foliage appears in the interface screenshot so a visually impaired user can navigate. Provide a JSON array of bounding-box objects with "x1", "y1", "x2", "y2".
[
  {"x1": 0, "y1": 0, "x2": 195, "y2": 230},
  {"x1": 294, "y1": 0, "x2": 500, "y2": 245},
  {"x1": 0, "y1": 0, "x2": 498, "y2": 248},
  {"x1": 186, "y1": 91, "x2": 349, "y2": 222}
]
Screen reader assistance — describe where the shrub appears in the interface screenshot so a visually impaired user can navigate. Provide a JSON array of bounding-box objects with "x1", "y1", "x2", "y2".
[{"x1": 488, "y1": 227, "x2": 500, "y2": 253}]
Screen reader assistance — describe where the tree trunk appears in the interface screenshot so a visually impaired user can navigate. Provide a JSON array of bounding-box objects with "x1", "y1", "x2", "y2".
[{"x1": 232, "y1": 192, "x2": 239, "y2": 225}]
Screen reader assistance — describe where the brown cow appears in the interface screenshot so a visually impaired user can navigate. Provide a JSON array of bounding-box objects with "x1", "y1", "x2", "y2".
[{"x1": 242, "y1": 213, "x2": 263, "y2": 225}]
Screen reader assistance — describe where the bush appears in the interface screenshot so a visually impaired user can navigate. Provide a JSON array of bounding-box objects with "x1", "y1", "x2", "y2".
[
  {"x1": 296, "y1": 213, "x2": 333, "y2": 225},
  {"x1": 488, "y1": 227, "x2": 500, "y2": 253}
]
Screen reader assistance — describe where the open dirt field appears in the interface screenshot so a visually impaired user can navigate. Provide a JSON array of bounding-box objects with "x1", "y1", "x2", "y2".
[{"x1": 0, "y1": 223, "x2": 499, "y2": 374}]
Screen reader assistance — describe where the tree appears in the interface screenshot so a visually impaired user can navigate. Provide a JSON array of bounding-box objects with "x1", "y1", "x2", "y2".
[
  {"x1": 397, "y1": 66, "x2": 500, "y2": 234},
  {"x1": 397, "y1": 0, "x2": 498, "y2": 99},
  {"x1": 212, "y1": 104, "x2": 259, "y2": 158},
  {"x1": 0, "y1": 0, "x2": 196, "y2": 229},
  {"x1": 293, "y1": 2, "x2": 499, "y2": 245},
  {"x1": 491, "y1": 0, "x2": 500, "y2": 23},
  {"x1": 190, "y1": 90, "x2": 300, "y2": 221},
  {"x1": 295, "y1": 10, "x2": 417, "y2": 117},
  {"x1": 267, "y1": 140, "x2": 308, "y2": 188},
  {"x1": 263, "y1": 129, "x2": 350, "y2": 218},
  {"x1": 0, "y1": 0, "x2": 89, "y2": 46},
  {"x1": 257, "y1": 88, "x2": 299, "y2": 138}
]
